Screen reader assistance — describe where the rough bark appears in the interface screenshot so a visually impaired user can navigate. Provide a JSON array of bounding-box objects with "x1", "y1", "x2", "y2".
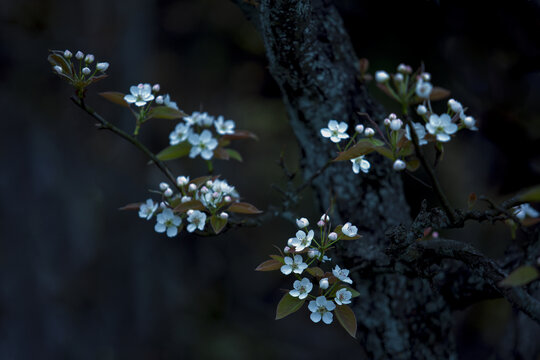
[{"x1": 234, "y1": 0, "x2": 456, "y2": 358}]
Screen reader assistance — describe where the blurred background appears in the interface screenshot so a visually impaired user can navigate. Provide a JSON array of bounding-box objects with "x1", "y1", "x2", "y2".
[{"x1": 1, "y1": 0, "x2": 540, "y2": 358}]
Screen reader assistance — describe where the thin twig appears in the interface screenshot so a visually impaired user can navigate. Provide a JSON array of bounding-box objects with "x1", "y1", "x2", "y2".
[
  {"x1": 296, "y1": 160, "x2": 332, "y2": 193},
  {"x1": 71, "y1": 96, "x2": 181, "y2": 192}
]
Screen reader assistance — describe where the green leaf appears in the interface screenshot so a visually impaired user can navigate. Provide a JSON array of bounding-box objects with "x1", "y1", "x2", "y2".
[
  {"x1": 174, "y1": 200, "x2": 205, "y2": 213},
  {"x1": 255, "y1": 259, "x2": 283, "y2": 271},
  {"x1": 156, "y1": 142, "x2": 191, "y2": 161},
  {"x1": 269, "y1": 255, "x2": 284, "y2": 263},
  {"x1": 333, "y1": 225, "x2": 362, "y2": 240},
  {"x1": 306, "y1": 267, "x2": 324, "y2": 278},
  {"x1": 227, "y1": 202, "x2": 263, "y2": 214},
  {"x1": 48, "y1": 53, "x2": 73, "y2": 76},
  {"x1": 210, "y1": 214, "x2": 227, "y2": 234},
  {"x1": 374, "y1": 146, "x2": 393, "y2": 159},
  {"x1": 147, "y1": 106, "x2": 187, "y2": 120},
  {"x1": 334, "y1": 305, "x2": 357, "y2": 338},
  {"x1": 226, "y1": 149, "x2": 243, "y2": 162},
  {"x1": 333, "y1": 139, "x2": 385, "y2": 162},
  {"x1": 517, "y1": 185, "x2": 540, "y2": 203},
  {"x1": 499, "y1": 265, "x2": 539, "y2": 287},
  {"x1": 275, "y1": 294, "x2": 305, "y2": 320},
  {"x1": 406, "y1": 158, "x2": 420, "y2": 172},
  {"x1": 99, "y1": 92, "x2": 130, "y2": 107}
]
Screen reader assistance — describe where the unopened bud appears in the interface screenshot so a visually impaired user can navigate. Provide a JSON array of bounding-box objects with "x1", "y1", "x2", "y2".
[
  {"x1": 187, "y1": 209, "x2": 194, "y2": 216},
  {"x1": 188, "y1": 183, "x2": 197, "y2": 192},
  {"x1": 200, "y1": 186, "x2": 209, "y2": 194},
  {"x1": 84, "y1": 54, "x2": 94, "y2": 64},
  {"x1": 393, "y1": 159, "x2": 406, "y2": 171},
  {"x1": 319, "y1": 278, "x2": 329, "y2": 290},
  {"x1": 284, "y1": 246, "x2": 291, "y2": 254},
  {"x1": 384, "y1": 118, "x2": 391, "y2": 126},
  {"x1": 328, "y1": 232, "x2": 338, "y2": 241},
  {"x1": 181, "y1": 196, "x2": 191, "y2": 203},
  {"x1": 206, "y1": 180, "x2": 213, "y2": 187},
  {"x1": 364, "y1": 127, "x2": 375, "y2": 137},
  {"x1": 464, "y1": 116, "x2": 476, "y2": 129},
  {"x1": 320, "y1": 214, "x2": 330, "y2": 222},
  {"x1": 96, "y1": 62, "x2": 109, "y2": 72},
  {"x1": 394, "y1": 73, "x2": 404, "y2": 82},
  {"x1": 219, "y1": 212, "x2": 229, "y2": 220},
  {"x1": 397, "y1": 63, "x2": 410, "y2": 73},
  {"x1": 416, "y1": 105, "x2": 427, "y2": 115},
  {"x1": 307, "y1": 248, "x2": 319, "y2": 258},
  {"x1": 212, "y1": 191, "x2": 220, "y2": 199},
  {"x1": 152, "y1": 84, "x2": 160, "y2": 92},
  {"x1": 176, "y1": 176, "x2": 189, "y2": 186},
  {"x1": 159, "y1": 182, "x2": 169, "y2": 191},
  {"x1": 164, "y1": 188, "x2": 173, "y2": 197},
  {"x1": 53, "y1": 65, "x2": 62, "y2": 74},
  {"x1": 224, "y1": 196, "x2": 232, "y2": 203},
  {"x1": 75, "y1": 51, "x2": 84, "y2": 60},
  {"x1": 159, "y1": 201, "x2": 167, "y2": 209},
  {"x1": 432, "y1": 231, "x2": 439, "y2": 238},
  {"x1": 82, "y1": 67, "x2": 91, "y2": 75},
  {"x1": 355, "y1": 124, "x2": 364, "y2": 134},
  {"x1": 390, "y1": 119, "x2": 402, "y2": 131},
  {"x1": 63, "y1": 50, "x2": 72, "y2": 59},
  {"x1": 375, "y1": 70, "x2": 390, "y2": 83},
  {"x1": 421, "y1": 72, "x2": 431, "y2": 81},
  {"x1": 317, "y1": 220, "x2": 325, "y2": 227},
  {"x1": 448, "y1": 99, "x2": 463, "y2": 113},
  {"x1": 155, "y1": 95, "x2": 164, "y2": 104}
]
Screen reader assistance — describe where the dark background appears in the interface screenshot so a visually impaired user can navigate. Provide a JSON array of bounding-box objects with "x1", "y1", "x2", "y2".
[{"x1": 1, "y1": 0, "x2": 540, "y2": 358}]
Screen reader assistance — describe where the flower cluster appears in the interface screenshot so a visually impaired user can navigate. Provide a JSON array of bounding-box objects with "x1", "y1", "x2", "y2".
[
  {"x1": 257, "y1": 214, "x2": 360, "y2": 333},
  {"x1": 137, "y1": 176, "x2": 242, "y2": 237},
  {"x1": 48, "y1": 49, "x2": 109, "y2": 97},
  {"x1": 169, "y1": 111, "x2": 236, "y2": 161}
]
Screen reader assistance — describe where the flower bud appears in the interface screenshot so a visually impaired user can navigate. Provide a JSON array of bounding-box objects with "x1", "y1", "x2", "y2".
[
  {"x1": 375, "y1": 70, "x2": 390, "y2": 83},
  {"x1": 155, "y1": 95, "x2": 164, "y2": 104},
  {"x1": 393, "y1": 159, "x2": 406, "y2": 171},
  {"x1": 328, "y1": 232, "x2": 338, "y2": 241},
  {"x1": 152, "y1": 84, "x2": 160, "y2": 92},
  {"x1": 355, "y1": 124, "x2": 364, "y2": 134},
  {"x1": 319, "y1": 278, "x2": 329, "y2": 290},
  {"x1": 284, "y1": 246, "x2": 291, "y2": 254},
  {"x1": 397, "y1": 63, "x2": 411, "y2": 73},
  {"x1": 416, "y1": 105, "x2": 427, "y2": 115},
  {"x1": 432, "y1": 231, "x2": 439, "y2": 238},
  {"x1": 394, "y1": 73, "x2": 404, "y2": 82},
  {"x1": 159, "y1": 201, "x2": 167, "y2": 209},
  {"x1": 421, "y1": 72, "x2": 431, "y2": 81},
  {"x1": 159, "y1": 182, "x2": 169, "y2": 191},
  {"x1": 82, "y1": 67, "x2": 91, "y2": 75},
  {"x1": 96, "y1": 62, "x2": 109, "y2": 72},
  {"x1": 187, "y1": 209, "x2": 194, "y2": 216},
  {"x1": 212, "y1": 191, "x2": 220, "y2": 199},
  {"x1": 75, "y1": 51, "x2": 84, "y2": 60},
  {"x1": 307, "y1": 248, "x2": 320, "y2": 258},
  {"x1": 164, "y1": 188, "x2": 173, "y2": 197},
  {"x1": 317, "y1": 220, "x2": 325, "y2": 227},
  {"x1": 219, "y1": 212, "x2": 229, "y2": 220},
  {"x1": 188, "y1": 183, "x2": 197, "y2": 192},
  {"x1": 84, "y1": 54, "x2": 94, "y2": 64},
  {"x1": 287, "y1": 238, "x2": 295, "y2": 247},
  {"x1": 63, "y1": 50, "x2": 72, "y2": 59},
  {"x1": 448, "y1": 99, "x2": 463, "y2": 113},
  {"x1": 296, "y1": 217, "x2": 309, "y2": 228},
  {"x1": 364, "y1": 127, "x2": 375, "y2": 137},
  {"x1": 200, "y1": 186, "x2": 209, "y2": 194},
  {"x1": 53, "y1": 65, "x2": 62, "y2": 74},
  {"x1": 390, "y1": 119, "x2": 402, "y2": 131},
  {"x1": 181, "y1": 196, "x2": 191, "y2": 203},
  {"x1": 176, "y1": 176, "x2": 189, "y2": 186},
  {"x1": 464, "y1": 116, "x2": 476, "y2": 129},
  {"x1": 320, "y1": 214, "x2": 330, "y2": 222},
  {"x1": 206, "y1": 180, "x2": 213, "y2": 187},
  {"x1": 384, "y1": 118, "x2": 391, "y2": 126},
  {"x1": 224, "y1": 196, "x2": 232, "y2": 203},
  {"x1": 389, "y1": 113, "x2": 397, "y2": 120}
]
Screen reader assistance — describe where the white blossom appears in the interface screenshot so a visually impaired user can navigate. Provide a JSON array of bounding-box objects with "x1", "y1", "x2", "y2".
[
  {"x1": 290, "y1": 230, "x2": 314, "y2": 251},
  {"x1": 426, "y1": 114, "x2": 458, "y2": 142},
  {"x1": 405, "y1": 122, "x2": 428, "y2": 145},
  {"x1": 351, "y1": 155, "x2": 370, "y2": 174},
  {"x1": 159, "y1": 182, "x2": 170, "y2": 191},
  {"x1": 219, "y1": 212, "x2": 229, "y2": 220},
  {"x1": 393, "y1": 159, "x2": 407, "y2": 171},
  {"x1": 307, "y1": 248, "x2": 320, "y2": 258},
  {"x1": 154, "y1": 208, "x2": 182, "y2": 237},
  {"x1": 375, "y1": 70, "x2": 390, "y2": 83},
  {"x1": 181, "y1": 196, "x2": 191, "y2": 203},
  {"x1": 169, "y1": 123, "x2": 191, "y2": 145},
  {"x1": 188, "y1": 130, "x2": 218, "y2": 160},
  {"x1": 390, "y1": 119, "x2": 403, "y2": 131},
  {"x1": 186, "y1": 210, "x2": 207, "y2": 232},
  {"x1": 164, "y1": 188, "x2": 173, "y2": 197},
  {"x1": 124, "y1": 83, "x2": 155, "y2": 107},
  {"x1": 308, "y1": 296, "x2": 336, "y2": 324},
  {"x1": 320, "y1": 120, "x2": 350, "y2": 143},
  {"x1": 514, "y1": 203, "x2": 539, "y2": 220},
  {"x1": 342, "y1": 222, "x2": 358, "y2": 237},
  {"x1": 394, "y1": 73, "x2": 404, "y2": 82},
  {"x1": 416, "y1": 79, "x2": 433, "y2": 99},
  {"x1": 332, "y1": 265, "x2": 353, "y2": 284},
  {"x1": 163, "y1": 94, "x2": 179, "y2": 110},
  {"x1": 214, "y1": 116, "x2": 235, "y2": 135},
  {"x1": 139, "y1": 199, "x2": 158, "y2": 220},
  {"x1": 280, "y1": 255, "x2": 308, "y2": 275},
  {"x1": 296, "y1": 217, "x2": 309, "y2": 228},
  {"x1": 289, "y1": 278, "x2": 313, "y2": 300},
  {"x1": 176, "y1": 176, "x2": 190, "y2": 187},
  {"x1": 334, "y1": 288, "x2": 352, "y2": 305}
]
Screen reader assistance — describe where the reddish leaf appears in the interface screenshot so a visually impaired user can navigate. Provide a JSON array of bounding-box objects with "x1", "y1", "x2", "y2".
[
  {"x1": 213, "y1": 147, "x2": 230, "y2": 160},
  {"x1": 333, "y1": 139, "x2": 386, "y2": 162},
  {"x1": 174, "y1": 200, "x2": 205, "y2": 213},
  {"x1": 275, "y1": 294, "x2": 305, "y2": 320},
  {"x1": 99, "y1": 92, "x2": 130, "y2": 107},
  {"x1": 335, "y1": 305, "x2": 357, "y2": 338},
  {"x1": 118, "y1": 202, "x2": 142, "y2": 211},
  {"x1": 522, "y1": 217, "x2": 540, "y2": 227},
  {"x1": 255, "y1": 259, "x2": 282, "y2": 271},
  {"x1": 222, "y1": 130, "x2": 259, "y2": 141},
  {"x1": 306, "y1": 267, "x2": 324, "y2": 278},
  {"x1": 210, "y1": 214, "x2": 228, "y2": 234},
  {"x1": 227, "y1": 202, "x2": 263, "y2": 214},
  {"x1": 147, "y1": 106, "x2": 187, "y2": 120},
  {"x1": 269, "y1": 255, "x2": 284, "y2": 263},
  {"x1": 429, "y1": 86, "x2": 451, "y2": 101}
]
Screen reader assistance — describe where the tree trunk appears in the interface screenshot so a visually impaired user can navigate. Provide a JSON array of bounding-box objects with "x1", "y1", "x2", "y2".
[{"x1": 234, "y1": 0, "x2": 457, "y2": 358}]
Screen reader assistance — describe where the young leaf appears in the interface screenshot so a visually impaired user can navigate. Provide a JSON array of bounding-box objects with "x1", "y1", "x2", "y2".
[
  {"x1": 174, "y1": 200, "x2": 205, "y2": 213},
  {"x1": 226, "y1": 149, "x2": 243, "y2": 162},
  {"x1": 334, "y1": 305, "x2": 357, "y2": 338},
  {"x1": 99, "y1": 92, "x2": 130, "y2": 107},
  {"x1": 147, "y1": 106, "x2": 187, "y2": 120},
  {"x1": 499, "y1": 265, "x2": 539, "y2": 287},
  {"x1": 269, "y1": 254, "x2": 284, "y2": 263},
  {"x1": 156, "y1": 142, "x2": 191, "y2": 161},
  {"x1": 333, "y1": 139, "x2": 384, "y2": 162},
  {"x1": 429, "y1": 87, "x2": 451, "y2": 101},
  {"x1": 213, "y1": 147, "x2": 230, "y2": 160},
  {"x1": 222, "y1": 130, "x2": 259, "y2": 141},
  {"x1": 227, "y1": 202, "x2": 263, "y2": 214},
  {"x1": 255, "y1": 259, "x2": 283, "y2": 271},
  {"x1": 118, "y1": 202, "x2": 142, "y2": 211},
  {"x1": 517, "y1": 185, "x2": 540, "y2": 203},
  {"x1": 210, "y1": 214, "x2": 227, "y2": 234},
  {"x1": 306, "y1": 267, "x2": 324, "y2": 278},
  {"x1": 275, "y1": 294, "x2": 305, "y2": 320}
]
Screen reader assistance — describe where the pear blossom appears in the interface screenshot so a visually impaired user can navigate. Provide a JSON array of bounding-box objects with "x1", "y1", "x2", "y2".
[
  {"x1": 334, "y1": 288, "x2": 352, "y2": 305},
  {"x1": 426, "y1": 114, "x2": 458, "y2": 142},
  {"x1": 416, "y1": 79, "x2": 433, "y2": 99},
  {"x1": 320, "y1": 120, "x2": 349, "y2": 143},
  {"x1": 342, "y1": 222, "x2": 358, "y2": 237},
  {"x1": 164, "y1": 188, "x2": 173, "y2": 197},
  {"x1": 308, "y1": 296, "x2": 336, "y2": 324},
  {"x1": 154, "y1": 208, "x2": 182, "y2": 237},
  {"x1": 181, "y1": 196, "x2": 191, "y2": 203},
  {"x1": 397, "y1": 63, "x2": 412, "y2": 74},
  {"x1": 320, "y1": 214, "x2": 330, "y2": 223},
  {"x1": 152, "y1": 84, "x2": 160, "y2": 92},
  {"x1": 375, "y1": 71, "x2": 390, "y2": 83},
  {"x1": 390, "y1": 119, "x2": 403, "y2": 131},
  {"x1": 188, "y1": 130, "x2": 218, "y2": 160},
  {"x1": 332, "y1": 265, "x2": 353, "y2": 284},
  {"x1": 289, "y1": 278, "x2": 313, "y2": 299},
  {"x1": 393, "y1": 159, "x2": 406, "y2": 171},
  {"x1": 124, "y1": 83, "x2": 155, "y2": 107},
  {"x1": 351, "y1": 155, "x2": 370, "y2": 174},
  {"x1": 186, "y1": 210, "x2": 207, "y2": 232},
  {"x1": 296, "y1": 217, "x2": 309, "y2": 228},
  {"x1": 290, "y1": 230, "x2": 314, "y2": 251},
  {"x1": 214, "y1": 116, "x2": 235, "y2": 135},
  {"x1": 159, "y1": 182, "x2": 170, "y2": 191},
  {"x1": 405, "y1": 122, "x2": 428, "y2": 145},
  {"x1": 163, "y1": 94, "x2": 179, "y2": 110},
  {"x1": 280, "y1": 255, "x2": 308, "y2": 275},
  {"x1": 219, "y1": 212, "x2": 229, "y2": 220},
  {"x1": 139, "y1": 199, "x2": 158, "y2": 220},
  {"x1": 514, "y1": 203, "x2": 539, "y2": 220},
  {"x1": 169, "y1": 123, "x2": 191, "y2": 145}
]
